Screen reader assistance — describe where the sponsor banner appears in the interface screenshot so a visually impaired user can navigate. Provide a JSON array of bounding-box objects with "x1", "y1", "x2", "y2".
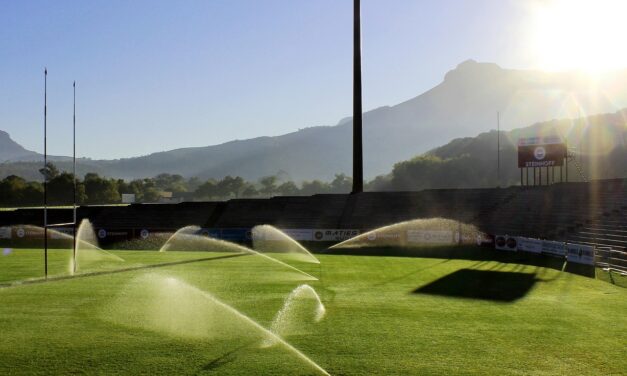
[
  {"x1": 252, "y1": 228, "x2": 313, "y2": 242},
  {"x1": 495, "y1": 235, "x2": 518, "y2": 251},
  {"x1": 96, "y1": 229, "x2": 130, "y2": 240},
  {"x1": 280, "y1": 229, "x2": 313, "y2": 241},
  {"x1": 0, "y1": 227, "x2": 11, "y2": 239},
  {"x1": 407, "y1": 230, "x2": 454, "y2": 244},
  {"x1": 50, "y1": 227, "x2": 73, "y2": 239},
  {"x1": 517, "y1": 237, "x2": 543, "y2": 254},
  {"x1": 13, "y1": 227, "x2": 39, "y2": 239},
  {"x1": 139, "y1": 229, "x2": 150, "y2": 239},
  {"x1": 517, "y1": 136, "x2": 566, "y2": 168},
  {"x1": 566, "y1": 243, "x2": 595, "y2": 265},
  {"x1": 219, "y1": 228, "x2": 252, "y2": 242},
  {"x1": 199, "y1": 228, "x2": 221, "y2": 238},
  {"x1": 312, "y1": 229, "x2": 359, "y2": 242},
  {"x1": 363, "y1": 230, "x2": 403, "y2": 245},
  {"x1": 542, "y1": 240, "x2": 566, "y2": 257}
]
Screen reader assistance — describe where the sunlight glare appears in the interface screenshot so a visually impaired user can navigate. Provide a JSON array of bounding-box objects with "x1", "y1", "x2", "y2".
[{"x1": 529, "y1": 0, "x2": 627, "y2": 73}]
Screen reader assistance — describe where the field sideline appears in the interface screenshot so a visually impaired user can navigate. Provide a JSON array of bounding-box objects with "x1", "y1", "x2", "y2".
[{"x1": 0, "y1": 249, "x2": 626, "y2": 375}]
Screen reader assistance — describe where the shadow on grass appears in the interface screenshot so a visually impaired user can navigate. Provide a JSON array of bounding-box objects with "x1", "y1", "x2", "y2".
[
  {"x1": 413, "y1": 268, "x2": 537, "y2": 302},
  {"x1": 326, "y1": 245, "x2": 595, "y2": 278},
  {"x1": 199, "y1": 343, "x2": 251, "y2": 373},
  {"x1": 0, "y1": 253, "x2": 248, "y2": 289}
]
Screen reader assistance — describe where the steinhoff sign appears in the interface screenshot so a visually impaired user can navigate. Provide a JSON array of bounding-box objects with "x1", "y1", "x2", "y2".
[{"x1": 518, "y1": 136, "x2": 566, "y2": 168}]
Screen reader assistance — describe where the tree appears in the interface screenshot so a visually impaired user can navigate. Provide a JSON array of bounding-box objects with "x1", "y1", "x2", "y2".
[
  {"x1": 22, "y1": 182, "x2": 44, "y2": 206},
  {"x1": 154, "y1": 173, "x2": 187, "y2": 193},
  {"x1": 38, "y1": 162, "x2": 59, "y2": 182},
  {"x1": 187, "y1": 177, "x2": 202, "y2": 192},
  {"x1": 259, "y1": 176, "x2": 278, "y2": 197},
  {"x1": 0, "y1": 175, "x2": 27, "y2": 206},
  {"x1": 276, "y1": 181, "x2": 299, "y2": 196},
  {"x1": 216, "y1": 176, "x2": 245, "y2": 198},
  {"x1": 300, "y1": 180, "x2": 330, "y2": 195},
  {"x1": 330, "y1": 173, "x2": 352, "y2": 193},
  {"x1": 194, "y1": 179, "x2": 218, "y2": 200},
  {"x1": 142, "y1": 187, "x2": 161, "y2": 203},
  {"x1": 241, "y1": 183, "x2": 259, "y2": 198},
  {"x1": 0, "y1": 175, "x2": 44, "y2": 206},
  {"x1": 48, "y1": 172, "x2": 86, "y2": 205},
  {"x1": 365, "y1": 174, "x2": 391, "y2": 191},
  {"x1": 83, "y1": 173, "x2": 120, "y2": 204}
]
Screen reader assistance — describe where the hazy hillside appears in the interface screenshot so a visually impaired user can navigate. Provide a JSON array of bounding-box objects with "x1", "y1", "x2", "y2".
[
  {"x1": 0, "y1": 130, "x2": 39, "y2": 162},
  {"x1": 372, "y1": 109, "x2": 627, "y2": 191},
  {"x1": 3, "y1": 60, "x2": 627, "y2": 181}
]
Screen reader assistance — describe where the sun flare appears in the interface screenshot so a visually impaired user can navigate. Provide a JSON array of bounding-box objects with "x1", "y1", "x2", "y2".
[{"x1": 529, "y1": 0, "x2": 627, "y2": 73}]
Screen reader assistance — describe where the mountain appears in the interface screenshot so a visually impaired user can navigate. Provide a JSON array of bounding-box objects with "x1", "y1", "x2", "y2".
[
  {"x1": 0, "y1": 130, "x2": 39, "y2": 162},
  {"x1": 2, "y1": 60, "x2": 627, "y2": 181}
]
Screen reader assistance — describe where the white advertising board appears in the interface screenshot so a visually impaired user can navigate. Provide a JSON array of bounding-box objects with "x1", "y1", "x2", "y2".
[
  {"x1": 517, "y1": 237, "x2": 543, "y2": 254},
  {"x1": 0, "y1": 226, "x2": 11, "y2": 239},
  {"x1": 407, "y1": 230, "x2": 454, "y2": 244},
  {"x1": 253, "y1": 228, "x2": 313, "y2": 242},
  {"x1": 312, "y1": 229, "x2": 359, "y2": 242},
  {"x1": 365, "y1": 231, "x2": 402, "y2": 242},
  {"x1": 566, "y1": 243, "x2": 595, "y2": 265},
  {"x1": 542, "y1": 240, "x2": 566, "y2": 257}
]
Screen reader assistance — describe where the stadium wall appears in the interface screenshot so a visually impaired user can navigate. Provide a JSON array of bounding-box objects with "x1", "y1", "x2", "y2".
[{"x1": 0, "y1": 179, "x2": 625, "y2": 252}]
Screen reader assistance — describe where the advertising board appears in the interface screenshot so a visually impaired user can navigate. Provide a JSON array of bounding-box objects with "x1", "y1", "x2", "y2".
[
  {"x1": 542, "y1": 240, "x2": 566, "y2": 257},
  {"x1": 407, "y1": 230, "x2": 454, "y2": 244},
  {"x1": 312, "y1": 229, "x2": 359, "y2": 242},
  {"x1": 517, "y1": 237, "x2": 543, "y2": 253},
  {"x1": 518, "y1": 136, "x2": 566, "y2": 168},
  {"x1": 566, "y1": 243, "x2": 595, "y2": 265},
  {"x1": 495, "y1": 235, "x2": 518, "y2": 251}
]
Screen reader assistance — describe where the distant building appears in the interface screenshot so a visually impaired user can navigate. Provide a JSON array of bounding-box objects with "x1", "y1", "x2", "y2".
[
  {"x1": 157, "y1": 191, "x2": 183, "y2": 204},
  {"x1": 121, "y1": 194, "x2": 136, "y2": 204}
]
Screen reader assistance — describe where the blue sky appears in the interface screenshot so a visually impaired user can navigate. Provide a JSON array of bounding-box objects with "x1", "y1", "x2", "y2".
[{"x1": 1, "y1": 0, "x2": 539, "y2": 159}]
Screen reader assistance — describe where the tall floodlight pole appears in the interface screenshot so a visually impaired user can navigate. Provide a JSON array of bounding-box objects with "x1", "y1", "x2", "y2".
[
  {"x1": 43, "y1": 68, "x2": 48, "y2": 278},
  {"x1": 352, "y1": 0, "x2": 363, "y2": 193},
  {"x1": 72, "y1": 81, "x2": 77, "y2": 273},
  {"x1": 496, "y1": 111, "x2": 500, "y2": 187}
]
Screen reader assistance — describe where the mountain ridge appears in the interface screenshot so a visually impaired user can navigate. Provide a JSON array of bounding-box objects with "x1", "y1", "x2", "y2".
[{"x1": 2, "y1": 60, "x2": 627, "y2": 181}]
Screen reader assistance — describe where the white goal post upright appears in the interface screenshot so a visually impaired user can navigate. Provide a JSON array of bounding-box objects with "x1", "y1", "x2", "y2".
[{"x1": 43, "y1": 69, "x2": 77, "y2": 278}]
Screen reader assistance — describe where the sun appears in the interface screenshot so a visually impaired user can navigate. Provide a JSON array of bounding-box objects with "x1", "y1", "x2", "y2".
[{"x1": 528, "y1": 0, "x2": 627, "y2": 73}]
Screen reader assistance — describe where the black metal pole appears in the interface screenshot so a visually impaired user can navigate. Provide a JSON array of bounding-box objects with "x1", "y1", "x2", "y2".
[
  {"x1": 550, "y1": 166, "x2": 553, "y2": 185},
  {"x1": 351, "y1": 0, "x2": 363, "y2": 193},
  {"x1": 72, "y1": 81, "x2": 77, "y2": 273},
  {"x1": 497, "y1": 111, "x2": 500, "y2": 187},
  {"x1": 43, "y1": 68, "x2": 48, "y2": 279},
  {"x1": 564, "y1": 143, "x2": 568, "y2": 183}
]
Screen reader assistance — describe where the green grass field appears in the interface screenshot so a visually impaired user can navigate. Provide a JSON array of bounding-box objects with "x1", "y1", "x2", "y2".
[{"x1": 1, "y1": 248, "x2": 626, "y2": 375}]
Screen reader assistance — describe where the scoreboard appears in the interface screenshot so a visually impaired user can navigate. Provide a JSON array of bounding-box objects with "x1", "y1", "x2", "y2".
[{"x1": 518, "y1": 136, "x2": 566, "y2": 168}]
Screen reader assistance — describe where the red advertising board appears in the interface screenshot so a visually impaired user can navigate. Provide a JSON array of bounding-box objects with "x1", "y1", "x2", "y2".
[{"x1": 518, "y1": 136, "x2": 566, "y2": 168}]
